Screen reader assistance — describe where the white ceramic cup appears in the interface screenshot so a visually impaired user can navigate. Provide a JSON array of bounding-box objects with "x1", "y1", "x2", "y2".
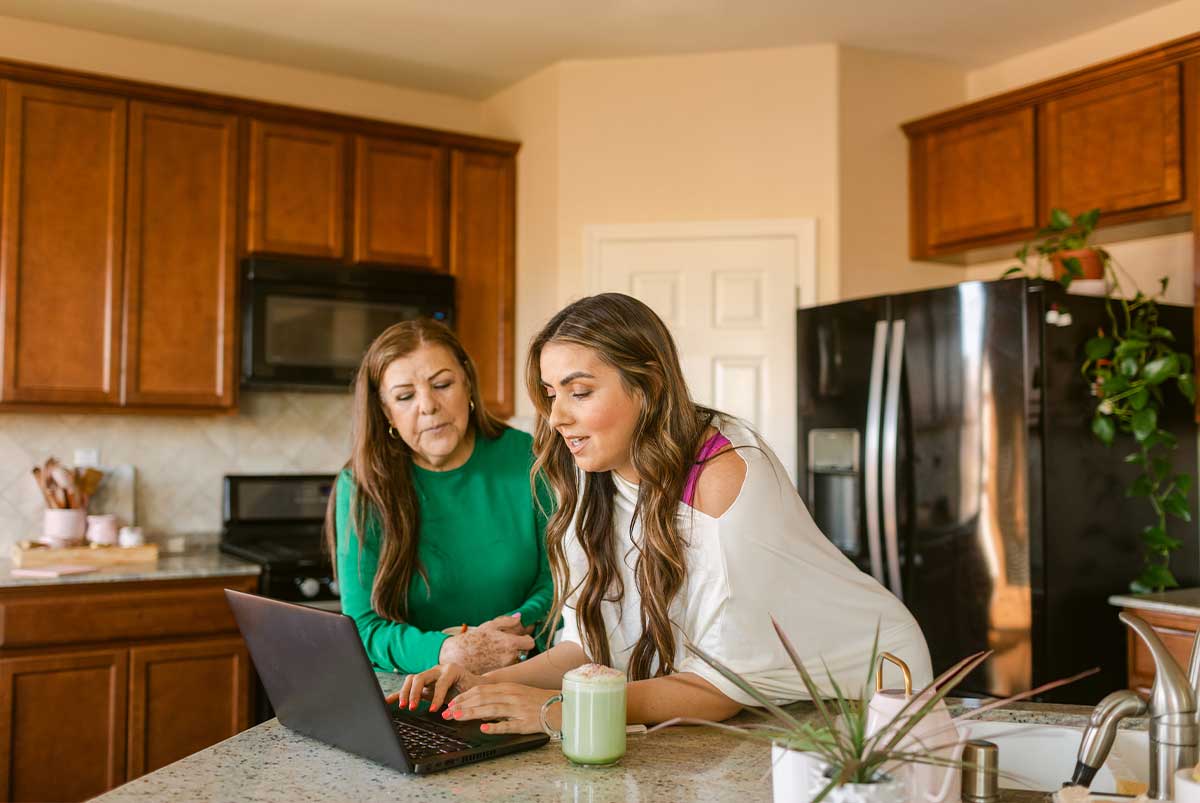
[
  {"x1": 118, "y1": 526, "x2": 145, "y2": 548},
  {"x1": 1175, "y1": 768, "x2": 1200, "y2": 803},
  {"x1": 86, "y1": 514, "x2": 119, "y2": 545},
  {"x1": 42, "y1": 509, "x2": 86, "y2": 547}
]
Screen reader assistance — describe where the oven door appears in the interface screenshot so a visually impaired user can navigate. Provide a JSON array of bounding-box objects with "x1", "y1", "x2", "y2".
[{"x1": 241, "y1": 258, "x2": 455, "y2": 390}]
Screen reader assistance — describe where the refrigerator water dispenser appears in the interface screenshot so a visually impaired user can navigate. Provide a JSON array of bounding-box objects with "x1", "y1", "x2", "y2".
[{"x1": 807, "y1": 429, "x2": 861, "y2": 556}]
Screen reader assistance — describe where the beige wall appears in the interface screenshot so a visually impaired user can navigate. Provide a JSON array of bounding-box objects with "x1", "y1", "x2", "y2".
[
  {"x1": 0, "y1": 13, "x2": 492, "y2": 135},
  {"x1": 554, "y1": 46, "x2": 841, "y2": 303},
  {"x1": 482, "y1": 66, "x2": 561, "y2": 420},
  {"x1": 967, "y1": 0, "x2": 1200, "y2": 101},
  {"x1": 485, "y1": 45, "x2": 848, "y2": 416},
  {"x1": 960, "y1": 1, "x2": 1199, "y2": 304},
  {"x1": 837, "y1": 47, "x2": 967, "y2": 301}
]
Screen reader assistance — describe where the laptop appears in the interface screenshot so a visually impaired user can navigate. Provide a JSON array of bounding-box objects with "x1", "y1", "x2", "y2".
[{"x1": 225, "y1": 589, "x2": 549, "y2": 773}]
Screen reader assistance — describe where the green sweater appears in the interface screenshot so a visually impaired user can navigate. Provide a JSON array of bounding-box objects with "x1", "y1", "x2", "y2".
[{"x1": 335, "y1": 427, "x2": 554, "y2": 674}]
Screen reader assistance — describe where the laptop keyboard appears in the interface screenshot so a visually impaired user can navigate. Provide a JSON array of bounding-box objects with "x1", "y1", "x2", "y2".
[{"x1": 389, "y1": 712, "x2": 473, "y2": 759}]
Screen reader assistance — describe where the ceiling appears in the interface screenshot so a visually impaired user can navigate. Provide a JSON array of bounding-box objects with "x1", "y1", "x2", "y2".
[{"x1": 0, "y1": 0, "x2": 1181, "y2": 98}]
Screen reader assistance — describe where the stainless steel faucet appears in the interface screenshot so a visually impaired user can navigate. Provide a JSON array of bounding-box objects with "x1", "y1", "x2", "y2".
[{"x1": 1071, "y1": 611, "x2": 1199, "y2": 799}]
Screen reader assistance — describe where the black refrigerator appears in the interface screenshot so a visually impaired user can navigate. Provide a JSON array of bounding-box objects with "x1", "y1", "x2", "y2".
[{"x1": 796, "y1": 277, "x2": 1198, "y2": 704}]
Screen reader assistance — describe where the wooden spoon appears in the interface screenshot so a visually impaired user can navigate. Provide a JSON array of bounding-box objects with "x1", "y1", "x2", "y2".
[{"x1": 31, "y1": 467, "x2": 56, "y2": 508}]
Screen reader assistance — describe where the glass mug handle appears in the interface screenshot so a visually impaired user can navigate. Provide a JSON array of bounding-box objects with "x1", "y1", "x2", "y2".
[{"x1": 539, "y1": 693, "x2": 563, "y2": 740}]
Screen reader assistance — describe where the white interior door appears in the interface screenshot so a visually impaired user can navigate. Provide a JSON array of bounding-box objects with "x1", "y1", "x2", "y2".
[{"x1": 585, "y1": 219, "x2": 816, "y2": 482}]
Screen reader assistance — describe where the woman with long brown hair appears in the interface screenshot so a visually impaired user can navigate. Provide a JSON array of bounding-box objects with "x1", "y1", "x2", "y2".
[
  {"x1": 327, "y1": 318, "x2": 551, "y2": 678},
  {"x1": 392, "y1": 294, "x2": 929, "y2": 733}
]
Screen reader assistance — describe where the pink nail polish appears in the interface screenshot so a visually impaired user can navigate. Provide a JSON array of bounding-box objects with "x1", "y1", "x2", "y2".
[
  {"x1": 453, "y1": 711, "x2": 463, "y2": 719},
  {"x1": 481, "y1": 724, "x2": 490, "y2": 732},
  {"x1": 409, "y1": 702, "x2": 417, "y2": 710},
  {"x1": 441, "y1": 710, "x2": 451, "y2": 719}
]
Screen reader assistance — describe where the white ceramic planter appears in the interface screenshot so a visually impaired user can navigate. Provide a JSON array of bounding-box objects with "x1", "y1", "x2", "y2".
[{"x1": 770, "y1": 745, "x2": 905, "y2": 803}]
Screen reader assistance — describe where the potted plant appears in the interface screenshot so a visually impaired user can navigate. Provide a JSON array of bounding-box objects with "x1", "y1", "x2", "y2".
[
  {"x1": 654, "y1": 619, "x2": 1088, "y2": 803},
  {"x1": 1082, "y1": 271, "x2": 1196, "y2": 592},
  {"x1": 1004, "y1": 208, "x2": 1197, "y2": 593},
  {"x1": 1003, "y1": 207, "x2": 1104, "y2": 284}
]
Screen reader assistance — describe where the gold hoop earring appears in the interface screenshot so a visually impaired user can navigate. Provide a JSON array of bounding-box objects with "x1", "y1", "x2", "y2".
[{"x1": 387, "y1": 424, "x2": 400, "y2": 440}]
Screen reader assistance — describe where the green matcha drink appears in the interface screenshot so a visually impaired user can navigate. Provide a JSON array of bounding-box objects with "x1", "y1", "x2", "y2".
[{"x1": 559, "y1": 663, "x2": 626, "y2": 766}]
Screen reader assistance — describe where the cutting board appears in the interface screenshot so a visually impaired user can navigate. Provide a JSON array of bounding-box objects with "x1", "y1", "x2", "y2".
[{"x1": 11, "y1": 542, "x2": 159, "y2": 568}]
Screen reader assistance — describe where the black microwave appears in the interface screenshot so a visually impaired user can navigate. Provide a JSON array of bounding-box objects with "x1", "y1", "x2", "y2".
[{"x1": 241, "y1": 257, "x2": 455, "y2": 391}]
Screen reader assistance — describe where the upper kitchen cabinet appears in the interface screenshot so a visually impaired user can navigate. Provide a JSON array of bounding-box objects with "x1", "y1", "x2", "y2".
[
  {"x1": 0, "y1": 81, "x2": 127, "y2": 405},
  {"x1": 909, "y1": 108, "x2": 1037, "y2": 258},
  {"x1": 450, "y1": 149, "x2": 516, "y2": 419},
  {"x1": 1041, "y1": 65, "x2": 1184, "y2": 221},
  {"x1": 247, "y1": 120, "x2": 346, "y2": 259},
  {"x1": 124, "y1": 102, "x2": 238, "y2": 408},
  {"x1": 353, "y1": 136, "x2": 446, "y2": 269},
  {"x1": 904, "y1": 36, "x2": 1200, "y2": 260}
]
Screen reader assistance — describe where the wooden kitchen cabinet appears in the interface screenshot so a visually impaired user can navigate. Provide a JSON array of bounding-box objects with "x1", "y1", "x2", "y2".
[
  {"x1": 0, "y1": 648, "x2": 127, "y2": 802},
  {"x1": 0, "y1": 574, "x2": 257, "y2": 802},
  {"x1": 904, "y1": 35, "x2": 1200, "y2": 261},
  {"x1": 0, "y1": 56, "x2": 518, "y2": 416},
  {"x1": 910, "y1": 107, "x2": 1037, "y2": 257},
  {"x1": 247, "y1": 119, "x2": 346, "y2": 259},
  {"x1": 1041, "y1": 65, "x2": 1184, "y2": 221},
  {"x1": 354, "y1": 136, "x2": 446, "y2": 269},
  {"x1": 450, "y1": 149, "x2": 516, "y2": 419},
  {"x1": 123, "y1": 101, "x2": 238, "y2": 408},
  {"x1": 0, "y1": 81, "x2": 127, "y2": 405},
  {"x1": 127, "y1": 637, "x2": 250, "y2": 779}
]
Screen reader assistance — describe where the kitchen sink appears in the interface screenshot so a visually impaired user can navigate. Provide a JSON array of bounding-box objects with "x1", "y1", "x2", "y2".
[{"x1": 959, "y1": 720, "x2": 1149, "y2": 796}]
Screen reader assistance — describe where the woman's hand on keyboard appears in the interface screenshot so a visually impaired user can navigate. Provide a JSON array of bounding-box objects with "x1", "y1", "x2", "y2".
[{"x1": 390, "y1": 663, "x2": 478, "y2": 713}]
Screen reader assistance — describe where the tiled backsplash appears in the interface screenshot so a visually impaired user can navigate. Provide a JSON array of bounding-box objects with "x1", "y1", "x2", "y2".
[{"x1": 0, "y1": 392, "x2": 353, "y2": 552}]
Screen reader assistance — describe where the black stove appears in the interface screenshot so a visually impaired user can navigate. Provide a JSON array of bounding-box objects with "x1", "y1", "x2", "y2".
[{"x1": 220, "y1": 474, "x2": 339, "y2": 604}]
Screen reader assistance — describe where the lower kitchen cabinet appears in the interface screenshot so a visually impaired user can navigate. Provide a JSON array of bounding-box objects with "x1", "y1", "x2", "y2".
[
  {"x1": 127, "y1": 637, "x2": 251, "y2": 778},
  {"x1": 0, "y1": 574, "x2": 257, "y2": 802},
  {"x1": 0, "y1": 648, "x2": 127, "y2": 802}
]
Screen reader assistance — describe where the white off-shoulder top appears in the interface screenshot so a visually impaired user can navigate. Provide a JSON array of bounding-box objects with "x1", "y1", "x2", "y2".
[{"x1": 559, "y1": 415, "x2": 932, "y2": 705}]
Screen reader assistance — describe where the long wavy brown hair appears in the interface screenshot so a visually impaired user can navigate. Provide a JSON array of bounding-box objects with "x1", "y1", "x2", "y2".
[
  {"x1": 324, "y1": 318, "x2": 505, "y2": 621},
  {"x1": 527, "y1": 293, "x2": 716, "y2": 680}
]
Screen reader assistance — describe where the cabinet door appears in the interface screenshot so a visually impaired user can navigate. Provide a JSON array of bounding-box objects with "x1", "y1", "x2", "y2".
[
  {"x1": 354, "y1": 136, "x2": 446, "y2": 269},
  {"x1": 247, "y1": 119, "x2": 345, "y2": 258},
  {"x1": 915, "y1": 107, "x2": 1036, "y2": 254},
  {"x1": 124, "y1": 102, "x2": 238, "y2": 408},
  {"x1": 0, "y1": 81, "x2": 126, "y2": 404},
  {"x1": 1042, "y1": 65, "x2": 1183, "y2": 218},
  {"x1": 0, "y1": 648, "x2": 127, "y2": 802},
  {"x1": 449, "y1": 150, "x2": 515, "y2": 418},
  {"x1": 127, "y1": 637, "x2": 251, "y2": 779}
]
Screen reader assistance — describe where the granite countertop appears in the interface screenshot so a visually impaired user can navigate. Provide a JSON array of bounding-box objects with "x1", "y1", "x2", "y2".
[
  {"x1": 89, "y1": 674, "x2": 1091, "y2": 803},
  {"x1": 1109, "y1": 587, "x2": 1200, "y2": 617},
  {"x1": 0, "y1": 547, "x2": 259, "y2": 589}
]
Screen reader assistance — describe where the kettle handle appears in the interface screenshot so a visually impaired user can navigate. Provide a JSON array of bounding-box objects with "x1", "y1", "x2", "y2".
[{"x1": 876, "y1": 652, "x2": 912, "y2": 696}]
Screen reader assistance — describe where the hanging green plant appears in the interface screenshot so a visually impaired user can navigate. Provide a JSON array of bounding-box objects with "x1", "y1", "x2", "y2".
[
  {"x1": 1005, "y1": 208, "x2": 1196, "y2": 592},
  {"x1": 1083, "y1": 273, "x2": 1196, "y2": 592}
]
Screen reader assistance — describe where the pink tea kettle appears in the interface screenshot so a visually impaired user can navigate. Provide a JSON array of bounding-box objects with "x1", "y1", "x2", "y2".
[{"x1": 865, "y1": 653, "x2": 965, "y2": 803}]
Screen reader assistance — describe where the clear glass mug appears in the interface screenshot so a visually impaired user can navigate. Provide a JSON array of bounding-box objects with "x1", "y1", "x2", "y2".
[{"x1": 538, "y1": 664, "x2": 626, "y2": 767}]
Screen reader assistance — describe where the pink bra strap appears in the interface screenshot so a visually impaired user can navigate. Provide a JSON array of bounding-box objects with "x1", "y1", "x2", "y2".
[{"x1": 682, "y1": 432, "x2": 732, "y2": 507}]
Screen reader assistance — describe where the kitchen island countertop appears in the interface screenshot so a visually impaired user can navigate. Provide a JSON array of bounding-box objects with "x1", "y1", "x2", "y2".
[{"x1": 88, "y1": 673, "x2": 1094, "y2": 803}]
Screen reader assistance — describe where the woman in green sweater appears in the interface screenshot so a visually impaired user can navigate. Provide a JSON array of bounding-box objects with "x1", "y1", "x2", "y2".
[{"x1": 324, "y1": 319, "x2": 552, "y2": 676}]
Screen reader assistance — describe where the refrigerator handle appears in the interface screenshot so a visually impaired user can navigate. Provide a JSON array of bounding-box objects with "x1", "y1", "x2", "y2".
[
  {"x1": 882, "y1": 319, "x2": 906, "y2": 600},
  {"x1": 862, "y1": 320, "x2": 889, "y2": 587}
]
